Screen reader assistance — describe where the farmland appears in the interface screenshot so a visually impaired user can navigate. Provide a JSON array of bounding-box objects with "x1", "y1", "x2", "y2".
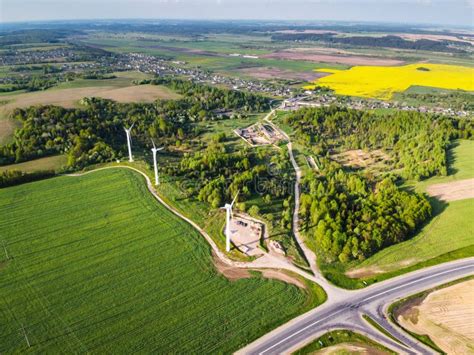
[
  {"x1": 0, "y1": 72, "x2": 179, "y2": 119},
  {"x1": 309, "y1": 63, "x2": 474, "y2": 100},
  {"x1": 393, "y1": 279, "x2": 474, "y2": 354},
  {"x1": 0, "y1": 169, "x2": 323, "y2": 353},
  {"x1": 0, "y1": 154, "x2": 66, "y2": 173},
  {"x1": 0, "y1": 71, "x2": 179, "y2": 146}
]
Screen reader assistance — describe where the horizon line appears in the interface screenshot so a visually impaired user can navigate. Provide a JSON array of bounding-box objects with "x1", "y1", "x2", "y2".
[{"x1": 1, "y1": 17, "x2": 472, "y2": 30}]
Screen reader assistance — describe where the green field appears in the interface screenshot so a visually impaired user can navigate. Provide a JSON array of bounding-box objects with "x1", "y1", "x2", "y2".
[
  {"x1": 0, "y1": 169, "x2": 324, "y2": 352},
  {"x1": 410, "y1": 139, "x2": 474, "y2": 192},
  {"x1": 348, "y1": 139, "x2": 474, "y2": 277}
]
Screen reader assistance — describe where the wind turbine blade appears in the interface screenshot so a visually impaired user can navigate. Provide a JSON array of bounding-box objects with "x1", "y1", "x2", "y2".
[
  {"x1": 157, "y1": 147, "x2": 164, "y2": 152},
  {"x1": 130, "y1": 122, "x2": 135, "y2": 130},
  {"x1": 151, "y1": 139, "x2": 156, "y2": 149},
  {"x1": 230, "y1": 191, "x2": 239, "y2": 207}
]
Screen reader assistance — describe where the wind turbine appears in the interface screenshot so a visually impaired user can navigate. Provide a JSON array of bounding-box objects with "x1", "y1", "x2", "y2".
[
  {"x1": 124, "y1": 123, "x2": 135, "y2": 162},
  {"x1": 221, "y1": 192, "x2": 239, "y2": 252},
  {"x1": 151, "y1": 139, "x2": 164, "y2": 186}
]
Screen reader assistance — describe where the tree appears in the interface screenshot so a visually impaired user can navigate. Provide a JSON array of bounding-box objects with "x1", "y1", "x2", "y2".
[{"x1": 248, "y1": 205, "x2": 260, "y2": 217}]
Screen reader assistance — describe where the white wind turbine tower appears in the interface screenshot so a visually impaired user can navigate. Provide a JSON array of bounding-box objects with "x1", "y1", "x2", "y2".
[
  {"x1": 221, "y1": 192, "x2": 239, "y2": 252},
  {"x1": 151, "y1": 139, "x2": 164, "y2": 186},
  {"x1": 124, "y1": 123, "x2": 135, "y2": 162}
]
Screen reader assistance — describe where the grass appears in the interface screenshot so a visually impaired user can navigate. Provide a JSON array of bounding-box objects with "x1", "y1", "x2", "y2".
[
  {"x1": 362, "y1": 315, "x2": 404, "y2": 345},
  {"x1": 0, "y1": 168, "x2": 325, "y2": 353},
  {"x1": 321, "y1": 244, "x2": 474, "y2": 290},
  {"x1": 0, "y1": 155, "x2": 67, "y2": 173},
  {"x1": 352, "y1": 198, "x2": 473, "y2": 273},
  {"x1": 0, "y1": 118, "x2": 20, "y2": 145},
  {"x1": 293, "y1": 329, "x2": 395, "y2": 354}
]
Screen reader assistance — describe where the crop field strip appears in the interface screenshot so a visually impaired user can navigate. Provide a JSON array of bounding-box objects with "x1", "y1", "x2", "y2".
[
  {"x1": 0, "y1": 169, "x2": 317, "y2": 353},
  {"x1": 309, "y1": 63, "x2": 474, "y2": 100}
]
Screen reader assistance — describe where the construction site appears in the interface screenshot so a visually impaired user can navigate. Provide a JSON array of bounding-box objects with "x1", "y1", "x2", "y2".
[
  {"x1": 229, "y1": 214, "x2": 265, "y2": 256},
  {"x1": 234, "y1": 122, "x2": 285, "y2": 146}
]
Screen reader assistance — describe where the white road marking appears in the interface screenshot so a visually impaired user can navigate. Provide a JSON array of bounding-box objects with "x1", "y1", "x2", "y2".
[
  {"x1": 257, "y1": 262, "x2": 473, "y2": 354},
  {"x1": 258, "y1": 308, "x2": 347, "y2": 355},
  {"x1": 363, "y1": 264, "x2": 473, "y2": 303}
]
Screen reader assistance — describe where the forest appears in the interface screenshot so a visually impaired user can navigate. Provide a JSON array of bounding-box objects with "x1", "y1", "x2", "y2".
[
  {"x1": 0, "y1": 80, "x2": 270, "y2": 168},
  {"x1": 285, "y1": 106, "x2": 473, "y2": 181},
  {"x1": 172, "y1": 141, "x2": 291, "y2": 200},
  {"x1": 168, "y1": 140, "x2": 295, "y2": 231},
  {"x1": 286, "y1": 106, "x2": 473, "y2": 262},
  {"x1": 271, "y1": 33, "x2": 470, "y2": 53},
  {"x1": 299, "y1": 162, "x2": 431, "y2": 262}
]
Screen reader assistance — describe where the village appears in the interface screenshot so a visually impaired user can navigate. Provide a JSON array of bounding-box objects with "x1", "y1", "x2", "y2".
[{"x1": 1, "y1": 45, "x2": 471, "y2": 117}]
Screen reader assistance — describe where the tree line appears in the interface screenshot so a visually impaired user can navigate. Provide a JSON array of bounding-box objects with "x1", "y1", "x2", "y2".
[
  {"x1": 271, "y1": 33, "x2": 470, "y2": 53},
  {"x1": 0, "y1": 80, "x2": 270, "y2": 169}
]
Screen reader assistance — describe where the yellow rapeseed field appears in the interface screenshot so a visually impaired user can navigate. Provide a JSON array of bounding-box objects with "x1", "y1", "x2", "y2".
[{"x1": 308, "y1": 63, "x2": 474, "y2": 100}]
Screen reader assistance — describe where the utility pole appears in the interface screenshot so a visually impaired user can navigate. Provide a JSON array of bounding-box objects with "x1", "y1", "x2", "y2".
[{"x1": 19, "y1": 324, "x2": 31, "y2": 348}]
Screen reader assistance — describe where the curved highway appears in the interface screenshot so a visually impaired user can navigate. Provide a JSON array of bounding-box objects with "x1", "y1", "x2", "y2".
[{"x1": 237, "y1": 257, "x2": 474, "y2": 354}]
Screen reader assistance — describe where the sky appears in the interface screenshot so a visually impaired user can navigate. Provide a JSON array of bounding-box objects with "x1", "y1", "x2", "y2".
[{"x1": 1, "y1": 0, "x2": 473, "y2": 27}]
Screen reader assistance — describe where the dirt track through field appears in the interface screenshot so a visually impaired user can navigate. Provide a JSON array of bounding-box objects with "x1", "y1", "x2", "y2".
[{"x1": 426, "y1": 178, "x2": 474, "y2": 202}]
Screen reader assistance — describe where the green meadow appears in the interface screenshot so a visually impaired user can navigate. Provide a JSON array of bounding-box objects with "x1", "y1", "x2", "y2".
[{"x1": 0, "y1": 168, "x2": 324, "y2": 353}]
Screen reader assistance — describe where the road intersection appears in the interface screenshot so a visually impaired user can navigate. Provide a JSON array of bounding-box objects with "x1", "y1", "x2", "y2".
[
  {"x1": 250, "y1": 108, "x2": 474, "y2": 354},
  {"x1": 238, "y1": 258, "x2": 474, "y2": 354}
]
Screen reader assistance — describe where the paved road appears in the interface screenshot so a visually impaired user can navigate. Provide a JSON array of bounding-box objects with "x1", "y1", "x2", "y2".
[{"x1": 237, "y1": 257, "x2": 474, "y2": 354}]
